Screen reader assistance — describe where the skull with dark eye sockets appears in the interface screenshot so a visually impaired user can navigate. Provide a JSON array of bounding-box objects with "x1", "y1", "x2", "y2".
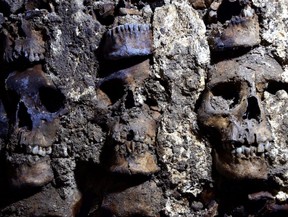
[
  {"x1": 96, "y1": 23, "x2": 160, "y2": 176},
  {"x1": 4, "y1": 64, "x2": 65, "y2": 188},
  {"x1": 197, "y1": 52, "x2": 283, "y2": 180}
]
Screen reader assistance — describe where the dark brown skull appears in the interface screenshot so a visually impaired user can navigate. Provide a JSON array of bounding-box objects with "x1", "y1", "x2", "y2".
[
  {"x1": 4, "y1": 64, "x2": 65, "y2": 188},
  {"x1": 197, "y1": 53, "x2": 283, "y2": 180}
]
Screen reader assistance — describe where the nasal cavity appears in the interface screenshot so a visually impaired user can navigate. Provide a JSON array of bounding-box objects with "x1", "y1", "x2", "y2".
[
  {"x1": 18, "y1": 102, "x2": 33, "y2": 130},
  {"x1": 243, "y1": 96, "x2": 261, "y2": 121}
]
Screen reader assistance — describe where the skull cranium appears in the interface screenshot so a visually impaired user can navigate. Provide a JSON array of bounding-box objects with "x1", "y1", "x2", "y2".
[
  {"x1": 4, "y1": 64, "x2": 65, "y2": 188},
  {"x1": 197, "y1": 52, "x2": 283, "y2": 180}
]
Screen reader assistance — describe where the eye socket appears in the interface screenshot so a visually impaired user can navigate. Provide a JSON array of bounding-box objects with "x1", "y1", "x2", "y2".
[
  {"x1": 210, "y1": 82, "x2": 241, "y2": 109},
  {"x1": 39, "y1": 86, "x2": 65, "y2": 113},
  {"x1": 99, "y1": 78, "x2": 125, "y2": 104},
  {"x1": 217, "y1": 0, "x2": 243, "y2": 23},
  {"x1": 265, "y1": 81, "x2": 288, "y2": 95}
]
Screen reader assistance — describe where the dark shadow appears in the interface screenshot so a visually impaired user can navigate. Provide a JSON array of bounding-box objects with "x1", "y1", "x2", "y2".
[
  {"x1": 217, "y1": 0, "x2": 243, "y2": 23},
  {"x1": 210, "y1": 47, "x2": 254, "y2": 64},
  {"x1": 74, "y1": 161, "x2": 151, "y2": 217}
]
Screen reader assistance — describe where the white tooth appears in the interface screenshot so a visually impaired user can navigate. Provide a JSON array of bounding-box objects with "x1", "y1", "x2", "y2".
[
  {"x1": 236, "y1": 147, "x2": 242, "y2": 154},
  {"x1": 257, "y1": 144, "x2": 265, "y2": 153},
  {"x1": 133, "y1": 24, "x2": 138, "y2": 31},
  {"x1": 209, "y1": 10, "x2": 217, "y2": 18},
  {"x1": 32, "y1": 146, "x2": 39, "y2": 155},
  {"x1": 244, "y1": 146, "x2": 250, "y2": 156},
  {"x1": 265, "y1": 142, "x2": 271, "y2": 151},
  {"x1": 107, "y1": 29, "x2": 112, "y2": 37},
  {"x1": 46, "y1": 147, "x2": 52, "y2": 155},
  {"x1": 27, "y1": 145, "x2": 33, "y2": 153},
  {"x1": 38, "y1": 147, "x2": 46, "y2": 157},
  {"x1": 236, "y1": 147, "x2": 243, "y2": 157},
  {"x1": 134, "y1": 132, "x2": 139, "y2": 141}
]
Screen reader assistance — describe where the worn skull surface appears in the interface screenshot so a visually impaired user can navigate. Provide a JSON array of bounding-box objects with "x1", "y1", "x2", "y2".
[
  {"x1": 207, "y1": 0, "x2": 260, "y2": 51},
  {"x1": 197, "y1": 52, "x2": 283, "y2": 180},
  {"x1": 4, "y1": 64, "x2": 65, "y2": 188},
  {"x1": 97, "y1": 23, "x2": 160, "y2": 176},
  {"x1": 105, "y1": 112, "x2": 159, "y2": 175}
]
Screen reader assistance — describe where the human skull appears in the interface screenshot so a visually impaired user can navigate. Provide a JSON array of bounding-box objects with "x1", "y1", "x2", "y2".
[
  {"x1": 4, "y1": 64, "x2": 65, "y2": 188},
  {"x1": 104, "y1": 112, "x2": 159, "y2": 175},
  {"x1": 197, "y1": 52, "x2": 283, "y2": 180},
  {"x1": 96, "y1": 23, "x2": 160, "y2": 176}
]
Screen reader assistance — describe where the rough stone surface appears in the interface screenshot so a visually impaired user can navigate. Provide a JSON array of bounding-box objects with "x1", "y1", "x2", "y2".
[{"x1": 252, "y1": 0, "x2": 288, "y2": 64}]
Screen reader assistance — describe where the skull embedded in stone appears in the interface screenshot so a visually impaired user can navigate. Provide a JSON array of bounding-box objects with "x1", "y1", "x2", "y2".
[
  {"x1": 4, "y1": 64, "x2": 65, "y2": 188},
  {"x1": 207, "y1": 0, "x2": 260, "y2": 51},
  {"x1": 105, "y1": 113, "x2": 159, "y2": 175},
  {"x1": 197, "y1": 52, "x2": 283, "y2": 180},
  {"x1": 96, "y1": 23, "x2": 160, "y2": 175}
]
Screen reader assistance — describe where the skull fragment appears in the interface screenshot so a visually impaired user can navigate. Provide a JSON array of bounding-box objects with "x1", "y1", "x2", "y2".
[
  {"x1": 4, "y1": 64, "x2": 65, "y2": 188},
  {"x1": 197, "y1": 52, "x2": 283, "y2": 180},
  {"x1": 207, "y1": 0, "x2": 260, "y2": 51}
]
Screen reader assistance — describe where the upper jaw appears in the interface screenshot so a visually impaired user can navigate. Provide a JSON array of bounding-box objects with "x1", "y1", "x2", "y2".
[
  {"x1": 214, "y1": 139, "x2": 272, "y2": 179},
  {"x1": 222, "y1": 140, "x2": 273, "y2": 159}
]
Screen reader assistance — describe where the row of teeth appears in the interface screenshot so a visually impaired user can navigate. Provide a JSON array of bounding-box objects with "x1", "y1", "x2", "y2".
[
  {"x1": 106, "y1": 24, "x2": 151, "y2": 37},
  {"x1": 26, "y1": 145, "x2": 52, "y2": 156},
  {"x1": 230, "y1": 142, "x2": 272, "y2": 157},
  {"x1": 115, "y1": 142, "x2": 150, "y2": 154}
]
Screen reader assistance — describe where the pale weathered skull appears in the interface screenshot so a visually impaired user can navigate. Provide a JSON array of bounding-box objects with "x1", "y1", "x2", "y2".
[
  {"x1": 4, "y1": 64, "x2": 65, "y2": 188},
  {"x1": 197, "y1": 52, "x2": 283, "y2": 180}
]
